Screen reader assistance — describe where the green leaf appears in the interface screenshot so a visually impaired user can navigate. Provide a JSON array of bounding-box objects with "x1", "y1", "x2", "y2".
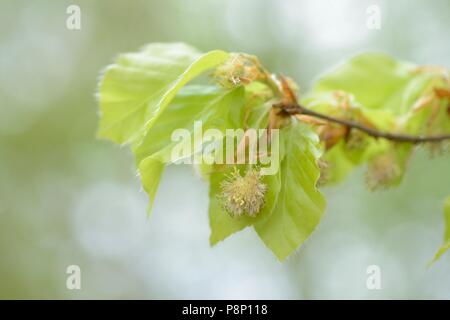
[
  {"x1": 319, "y1": 141, "x2": 360, "y2": 185},
  {"x1": 208, "y1": 166, "x2": 282, "y2": 245},
  {"x1": 306, "y1": 55, "x2": 443, "y2": 187},
  {"x1": 132, "y1": 85, "x2": 235, "y2": 163},
  {"x1": 312, "y1": 53, "x2": 449, "y2": 122},
  {"x1": 137, "y1": 86, "x2": 245, "y2": 213},
  {"x1": 254, "y1": 121, "x2": 327, "y2": 261},
  {"x1": 313, "y1": 53, "x2": 417, "y2": 114},
  {"x1": 139, "y1": 158, "x2": 165, "y2": 212},
  {"x1": 431, "y1": 196, "x2": 450, "y2": 264},
  {"x1": 208, "y1": 167, "x2": 253, "y2": 244},
  {"x1": 207, "y1": 83, "x2": 282, "y2": 244},
  {"x1": 97, "y1": 43, "x2": 229, "y2": 144}
]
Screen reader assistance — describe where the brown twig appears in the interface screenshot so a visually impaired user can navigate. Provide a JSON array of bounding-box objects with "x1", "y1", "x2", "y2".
[{"x1": 275, "y1": 102, "x2": 450, "y2": 144}]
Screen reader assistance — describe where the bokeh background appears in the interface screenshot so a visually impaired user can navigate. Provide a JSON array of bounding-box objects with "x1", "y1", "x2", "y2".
[{"x1": 0, "y1": 0, "x2": 449, "y2": 299}]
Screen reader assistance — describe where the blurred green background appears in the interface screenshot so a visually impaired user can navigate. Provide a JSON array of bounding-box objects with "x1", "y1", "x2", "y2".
[{"x1": 0, "y1": 0, "x2": 449, "y2": 299}]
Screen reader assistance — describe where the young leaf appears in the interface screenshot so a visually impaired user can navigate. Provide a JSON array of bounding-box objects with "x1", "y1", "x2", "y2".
[
  {"x1": 313, "y1": 53, "x2": 447, "y2": 122},
  {"x1": 137, "y1": 86, "x2": 245, "y2": 213},
  {"x1": 97, "y1": 43, "x2": 229, "y2": 144},
  {"x1": 207, "y1": 82, "x2": 284, "y2": 244},
  {"x1": 313, "y1": 53, "x2": 417, "y2": 114},
  {"x1": 132, "y1": 85, "x2": 240, "y2": 163},
  {"x1": 254, "y1": 121, "x2": 327, "y2": 261},
  {"x1": 431, "y1": 196, "x2": 450, "y2": 263}
]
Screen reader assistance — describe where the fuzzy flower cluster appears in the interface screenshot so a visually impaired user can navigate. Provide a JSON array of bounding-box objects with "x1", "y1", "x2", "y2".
[
  {"x1": 219, "y1": 168, "x2": 267, "y2": 218},
  {"x1": 365, "y1": 154, "x2": 401, "y2": 191},
  {"x1": 213, "y1": 53, "x2": 264, "y2": 88}
]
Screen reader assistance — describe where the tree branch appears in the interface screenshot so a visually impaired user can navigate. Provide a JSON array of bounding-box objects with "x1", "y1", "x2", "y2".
[{"x1": 276, "y1": 102, "x2": 450, "y2": 144}]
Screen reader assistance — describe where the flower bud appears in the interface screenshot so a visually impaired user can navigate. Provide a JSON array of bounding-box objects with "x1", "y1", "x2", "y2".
[
  {"x1": 219, "y1": 168, "x2": 267, "y2": 218},
  {"x1": 365, "y1": 154, "x2": 401, "y2": 191},
  {"x1": 213, "y1": 53, "x2": 264, "y2": 88}
]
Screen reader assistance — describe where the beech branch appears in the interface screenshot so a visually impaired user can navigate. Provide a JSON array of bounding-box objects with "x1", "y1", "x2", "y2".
[{"x1": 275, "y1": 102, "x2": 450, "y2": 144}]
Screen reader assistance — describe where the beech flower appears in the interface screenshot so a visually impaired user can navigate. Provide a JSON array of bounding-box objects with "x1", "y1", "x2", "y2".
[{"x1": 219, "y1": 168, "x2": 267, "y2": 218}]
